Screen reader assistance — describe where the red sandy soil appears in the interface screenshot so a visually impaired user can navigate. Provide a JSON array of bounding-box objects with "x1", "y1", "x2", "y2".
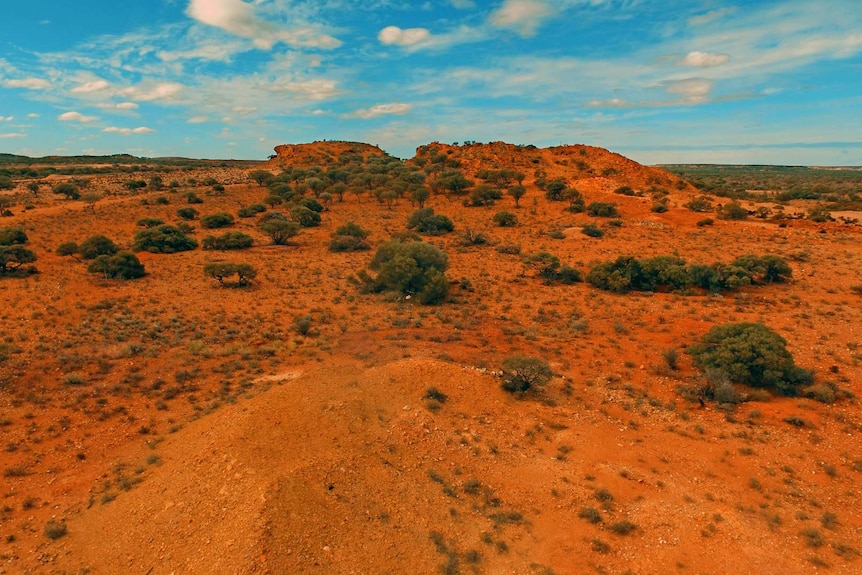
[{"x1": 1, "y1": 142, "x2": 861, "y2": 574}]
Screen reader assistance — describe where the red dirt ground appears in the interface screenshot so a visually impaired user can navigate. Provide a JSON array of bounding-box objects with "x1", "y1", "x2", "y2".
[{"x1": 1, "y1": 142, "x2": 861, "y2": 574}]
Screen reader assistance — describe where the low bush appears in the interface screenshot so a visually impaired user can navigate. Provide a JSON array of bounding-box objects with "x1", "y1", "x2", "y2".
[
  {"x1": 200, "y1": 212, "x2": 235, "y2": 229},
  {"x1": 87, "y1": 252, "x2": 146, "y2": 280},
  {"x1": 202, "y1": 231, "x2": 254, "y2": 250},
  {"x1": 501, "y1": 356, "x2": 552, "y2": 393}
]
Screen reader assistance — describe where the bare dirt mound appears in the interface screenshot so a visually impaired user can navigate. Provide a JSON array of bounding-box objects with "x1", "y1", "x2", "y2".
[{"x1": 48, "y1": 358, "x2": 861, "y2": 575}]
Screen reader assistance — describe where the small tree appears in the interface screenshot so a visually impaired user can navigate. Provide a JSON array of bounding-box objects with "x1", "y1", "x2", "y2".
[
  {"x1": 507, "y1": 185, "x2": 526, "y2": 207},
  {"x1": 501, "y1": 356, "x2": 552, "y2": 393},
  {"x1": 259, "y1": 217, "x2": 300, "y2": 245},
  {"x1": 363, "y1": 239, "x2": 450, "y2": 304},
  {"x1": 56, "y1": 242, "x2": 80, "y2": 260},
  {"x1": 87, "y1": 252, "x2": 145, "y2": 280},
  {"x1": 687, "y1": 323, "x2": 812, "y2": 396},
  {"x1": 81, "y1": 192, "x2": 101, "y2": 213},
  {"x1": 53, "y1": 182, "x2": 80, "y2": 200},
  {"x1": 203, "y1": 262, "x2": 257, "y2": 287},
  {"x1": 586, "y1": 202, "x2": 619, "y2": 217},
  {"x1": 249, "y1": 170, "x2": 274, "y2": 186}
]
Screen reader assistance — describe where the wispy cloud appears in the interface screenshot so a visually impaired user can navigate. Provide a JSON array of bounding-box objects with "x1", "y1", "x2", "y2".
[
  {"x1": 489, "y1": 0, "x2": 554, "y2": 38},
  {"x1": 6, "y1": 78, "x2": 51, "y2": 90},
  {"x1": 103, "y1": 126, "x2": 155, "y2": 135},
  {"x1": 58, "y1": 111, "x2": 99, "y2": 122},
  {"x1": 186, "y1": 0, "x2": 341, "y2": 49},
  {"x1": 120, "y1": 82, "x2": 184, "y2": 102},
  {"x1": 0, "y1": 133, "x2": 26, "y2": 139},
  {"x1": 344, "y1": 103, "x2": 413, "y2": 119},
  {"x1": 679, "y1": 51, "x2": 730, "y2": 67},
  {"x1": 70, "y1": 79, "x2": 111, "y2": 93},
  {"x1": 96, "y1": 102, "x2": 140, "y2": 110}
]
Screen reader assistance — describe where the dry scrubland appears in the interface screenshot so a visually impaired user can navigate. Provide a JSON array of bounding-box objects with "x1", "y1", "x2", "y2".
[{"x1": 0, "y1": 141, "x2": 861, "y2": 574}]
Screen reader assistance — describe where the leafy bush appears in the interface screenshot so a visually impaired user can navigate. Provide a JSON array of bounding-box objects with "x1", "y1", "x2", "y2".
[
  {"x1": 363, "y1": 238, "x2": 449, "y2": 304},
  {"x1": 238, "y1": 203, "x2": 267, "y2": 218},
  {"x1": 684, "y1": 196, "x2": 714, "y2": 212},
  {"x1": 586, "y1": 202, "x2": 619, "y2": 217},
  {"x1": 203, "y1": 262, "x2": 257, "y2": 286},
  {"x1": 291, "y1": 205, "x2": 322, "y2": 227},
  {"x1": 200, "y1": 212, "x2": 235, "y2": 229},
  {"x1": 185, "y1": 192, "x2": 204, "y2": 204},
  {"x1": 133, "y1": 225, "x2": 198, "y2": 253},
  {"x1": 87, "y1": 252, "x2": 146, "y2": 280},
  {"x1": 0, "y1": 227, "x2": 28, "y2": 246},
  {"x1": 687, "y1": 323, "x2": 813, "y2": 395},
  {"x1": 501, "y1": 356, "x2": 552, "y2": 393},
  {"x1": 493, "y1": 211, "x2": 518, "y2": 227},
  {"x1": 202, "y1": 231, "x2": 254, "y2": 250},
  {"x1": 407, "y1": 208, "x2": 454, "y2": 235},
  {"x1": 137, "y1": 217, "x2": 165, "y2": 229},
  {"x1": 614, "y1": 186, "x2": 637, "y2": 196},
  {"x1": 717, "y1": 201, "x2": 748, "y2": 220},
  {"x1": 581, "y1": 224, "x2": 604, "y2": 238},
  {"x1": 78, "y1": 234, "x2": 119, "y2": 260},
  {"x1": 651, "y1": 203, "x2": 669, "y2": 213},
  {"x1": 0, "y1": 245, "x2": 36, "y2": 272},
  {"x1": 53, "y1": 182, "x2": 80, "y2": 199},
  {"x1": 696, "y1": 217, "x2": 714, "y2": 227},
  {"x1": 259, "y1": 216, "x2": 300, "y2": 245},
  {"x1": 177, "y1": 207, "x2": 199, "y2": 220}
]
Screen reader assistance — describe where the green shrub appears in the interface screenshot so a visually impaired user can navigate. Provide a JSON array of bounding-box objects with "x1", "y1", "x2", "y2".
[
  {"x1": 202, "y1": 231, "x2": 254, "y2": 250},
  {"x1": 53, "y1": 182, "x2": 80, "y2": 199},
  {"x1": 237, "y1": 203, "x2": 267, "y2": 218},
  {"x1": 137, "y1": 217, "x2": 165, "y2": 229},
  {"x1": 87, "y1": 252, "x2": 146, "y2": 279},
  {"x1": 0, "y1": 227, "x2": 27, "y2": 246},
  {"x1": 203, "y1": 262, "x2": 257, "y2": 286},
  {"x1": 259, "y1": 217, "x2": 300, "y2": 245},
  {"x1": 493, "y1": 211, "x2": 518, "y2": 227},
  {"x1": 717, "y1": 201, "x2": 748, "y2": 220},
  {"x1": 581, "y1": 224, "x2": 603, "y2": 238},
  {"x1": 78, "y1": 235, "x2": 119, "y2": 260},
  {"x1": 291, "y1": 205, "x2": 321, "y2": 227},
  {"x1": 177, "y1": 207, "x2": 199, "y2": 220},
  {"x1": 0, "y1": 245, "x2": 36, "y2": 272},
  {"x1": 614, "y1": 186, "x2": 636, "y2": 196},
  {"x1": 586, "y1": 202, "x2": 619, "y2": 217},
  {"x1": 501, "y1": 356, "x2": 552, "y2": 393},
  {"x1": 200, "y1": 212, "x2": 235, "y2": 229},
  {"x1": 329, "y1": 235, "x2": 371, "y2": 252},
  {"x1": 407, "y1": 208, "x2": 454, "y2": 235},
  {"x1": 685, "y1": 196, "x2": 714, "y2": 212},
  {"x1": 651, "y1": 203, "x2": 669, "y2": 213},
  {"x1": 363, "y1": 238, "x2": 449, "y2": 304},
  {"x1": 696, "y1": 218, "x2": 714, "y2": 227},
  {"x1": 687, "y1": 323, "x2": 812, "y2": 395},
  {"x1": 133, "y1": 225, "x2": 198, "y2": 253}
]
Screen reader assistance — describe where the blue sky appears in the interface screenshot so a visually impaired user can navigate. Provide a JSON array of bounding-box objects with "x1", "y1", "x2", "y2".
[{"x1": 1, "y1": 0, "x2": 860, "y2": 165}]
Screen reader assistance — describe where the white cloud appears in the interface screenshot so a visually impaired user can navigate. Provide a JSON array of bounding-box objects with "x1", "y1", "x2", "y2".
[
  {"x1": 0, "y1": 116, "x2": 13, "y2": 122},
  {"x1": 231, "y1": 105, "x2": 257, "y2": 115},
  {"x1": 188, "y1": 116, "x2": 209, "y2": 124},
  {"x1": 665, "y1": 79, "x2": 712, "y2": 104},
  {"x1": 157, "y1": 40, "x2": 246, "y2": 62},
  {"x1": 70, "y1": 79, "x2": 111, "y2": 93},
  {"x1": 489, "y1": 0, "x2": 554, "y2": 38},
  {"x1": 27, "y1": 113, "x2": 40, "y2": 118},
  {"x1": 6, "y1": 78, "x2": 52, "y2": 90},
  {"x1": 186, "y1": 0, "x2": 341, "y2": 50},
  {"x1": 120, "y1": 82, "x2": 184, "y2": 102},
  {"x1": 103, "y1": 126, "x2": 155, "y2": 135},
  {"x1": 0, "y1": 133, "x2": 26, "y2": 139},
  {"x1": 95, "y1": 101, "x2": 140, "y2": 110},
  {"x1": 680, "y1": 51, "x2": 730, "y2": 67},
  {"x1": 265, "y1": 78, "x2": 338, "y2": 100},
  {"x1": 378, "y1": 26, "x2": 431, "y2": 47},
  {"x1": 58, "y1": 111, "x2": 99, "y2": 122},
  {"x1": 688, "y1": 7, "x2": 737, "y2": 27},
  {"x1": 345, "y1": 103, "x2": 413, "y2": 119},
  {"x1": 586, "y1": 98, "x2": 629, "y2": 108}
]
